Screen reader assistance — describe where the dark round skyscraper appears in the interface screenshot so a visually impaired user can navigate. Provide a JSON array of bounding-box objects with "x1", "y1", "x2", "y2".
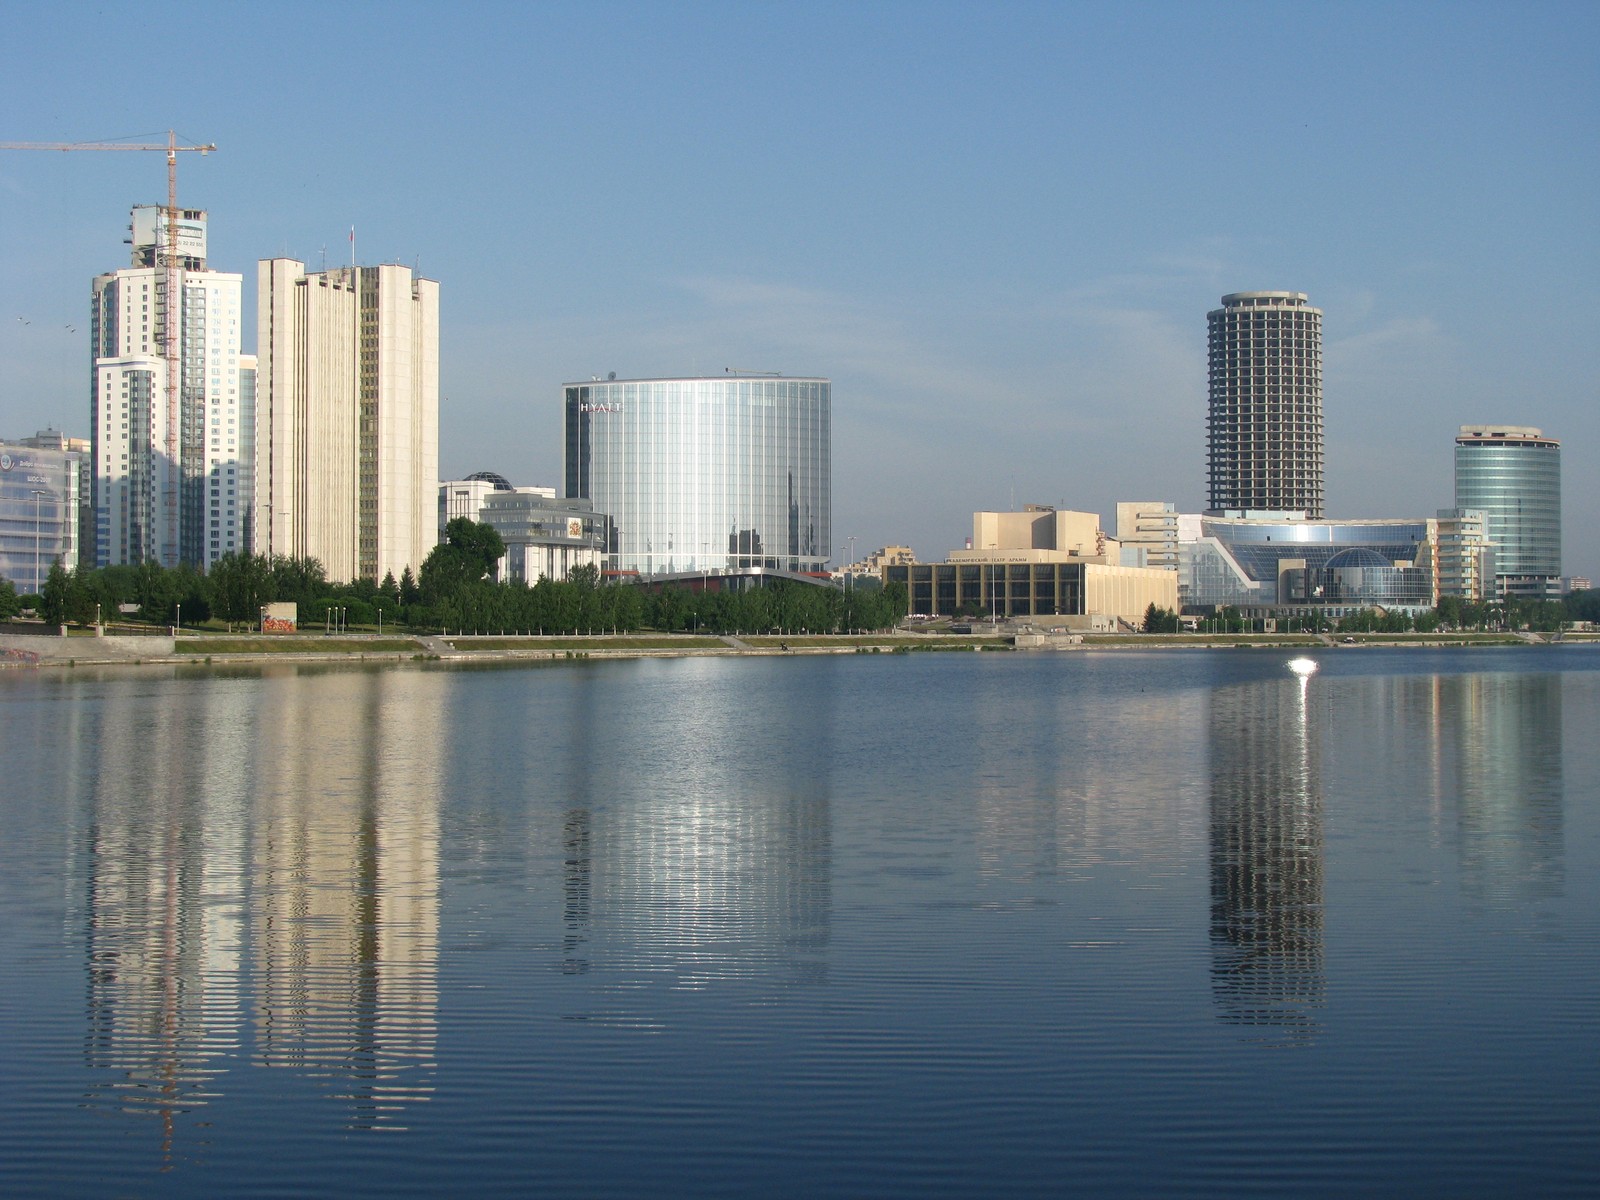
[{"x1": 1207, "y1": 292, "x2": 1324, "y2": 518}]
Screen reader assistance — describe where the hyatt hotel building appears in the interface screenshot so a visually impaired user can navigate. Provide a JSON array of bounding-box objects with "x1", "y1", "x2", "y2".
[{"x1": 564, "y1": 376, "x2": 831, "y2": 576}]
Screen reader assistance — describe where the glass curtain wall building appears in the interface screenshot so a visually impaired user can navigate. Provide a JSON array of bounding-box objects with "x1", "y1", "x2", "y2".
[
  {"x1": 1180, "y1": 516, "x2": 1434, "y2": 615},
  {"x1": 0, "y1": 443, "x2": 81, "y2": 592},
  {"x1": 1453, "y1": 425, "x2": 1561, "y2": 600},
  {"x1": 565, "y1": 376, "x2": 830, "y2": 576}
]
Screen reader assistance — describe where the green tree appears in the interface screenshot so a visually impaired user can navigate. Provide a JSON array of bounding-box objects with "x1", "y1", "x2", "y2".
[
  {"x1": 208, "y1": 552, "x2": 275, "y2": 628},
  {"x1": 135, "y1": 561, "x2": 178, "y2": 624},
  {"x1": 269, "y1": 555, "x2": 328, "y2": 609},
  {"x1": 613, "y1": 583, "x2": 643, "y2": 632},
  {"x1": 0, "y1": 577, "x2": 19, "y2": 621},
  {"x1": 39, "y1": 559, "x2": 72, "y2": 625},
  {"x1": 421, "y1": 518, "x2": 506, "y2": 603}
]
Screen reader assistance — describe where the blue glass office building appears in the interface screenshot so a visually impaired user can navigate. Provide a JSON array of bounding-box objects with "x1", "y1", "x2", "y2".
[
  {"x1": 1454, "y1": 425, "x2": 1561, "y2": 599},
  {"x1": 565, "y1": 376, "x2": 830, "y2": 576},
  {"x1": 0, "y1": 442, "x2": 81, "y2": 593}
]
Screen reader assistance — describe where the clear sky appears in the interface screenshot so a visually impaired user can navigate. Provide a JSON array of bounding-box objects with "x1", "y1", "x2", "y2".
[{"x1": 2, "y1": 1, "x2": 1595, "y2": 575}]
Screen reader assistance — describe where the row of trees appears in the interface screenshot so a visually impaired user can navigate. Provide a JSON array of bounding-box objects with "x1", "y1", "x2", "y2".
[
  {"x1": 1143, "y1": 593, "x2": 1596, "y2": 636},
  {"x1": 0, "y1": 517, "x2": 907, "y2": 636}
]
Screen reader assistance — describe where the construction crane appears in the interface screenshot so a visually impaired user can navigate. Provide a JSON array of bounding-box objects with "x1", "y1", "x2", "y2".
[{"x1": 1, "y1": 131, "x2": 217, "y2": 566}]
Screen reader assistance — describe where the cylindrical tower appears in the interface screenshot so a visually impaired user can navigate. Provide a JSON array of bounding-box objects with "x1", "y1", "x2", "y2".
[
  {"x1": 1454, "y1": 425, "x2": 1561, "y2": 600},
  {"x1": 564, "y1": 376, "x2": 831, "y2": 576},
  {"x1": 1207, "y1": 292, "x2": 1324, "y2": 517}
]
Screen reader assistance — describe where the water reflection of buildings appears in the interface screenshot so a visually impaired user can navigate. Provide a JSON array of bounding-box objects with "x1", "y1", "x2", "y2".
[
  {"x1": 250, "y1": 669, "x2": 441, "y2": 1128},
  {"x1": 81, "y1": 666, "x2": 442, "y2": 1148},
  {"x1": 965, "y1": 665, "x2": 1211, "y2": 883},
  {"x1": 555, "y1": 661, "x2": 832, "y2": 1001},
  {"x1": 1396, "y1": 672, "x2": 1564, "y2": 903},
  {"x1": 1207, "y1": 672, "x2": 1325, "y2": 1038},
  {"x1": 83, "y1": 677, "x2": 251, "y2": 1152}
]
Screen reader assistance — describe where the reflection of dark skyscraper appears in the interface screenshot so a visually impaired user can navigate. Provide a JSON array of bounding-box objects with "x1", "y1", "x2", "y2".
[
  {"x1": 562, "y1": 807, "x2": 592, "y2": 975},
  {"x1": 1207, "y1": 673, "x2": 1325, "y2": 1037}
]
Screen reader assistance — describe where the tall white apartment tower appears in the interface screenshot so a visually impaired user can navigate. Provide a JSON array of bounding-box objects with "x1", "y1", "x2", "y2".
[
  {"x1": 91, "y1": 206, "x2": 248, "y2": 568},
  {"x1": 255, "y1": 260, "x2": 439, "y2": 583},
  {"x1": 1206, "y1": 291, "x2": 1324, "y2": 518}
]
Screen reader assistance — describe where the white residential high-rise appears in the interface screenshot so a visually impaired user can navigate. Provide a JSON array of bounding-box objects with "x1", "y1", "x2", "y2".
[
  {"x1": 255, "y1": 260, "x2": 438, "y2": 583},
  {"x1": 91, "y1": 206, "x2": 248, "y2": 568}
]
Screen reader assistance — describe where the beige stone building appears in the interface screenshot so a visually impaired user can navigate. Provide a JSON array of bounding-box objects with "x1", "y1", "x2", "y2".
[
  {"x1": 887, "y1": 505, "x2": 1177, "y2": 626},
  {"x1": 1115, "y1": 501, "x2": 1179, "y2": 570},
  {"x1": 256, "y1": 261, "x2": 438, "y2": 582}
]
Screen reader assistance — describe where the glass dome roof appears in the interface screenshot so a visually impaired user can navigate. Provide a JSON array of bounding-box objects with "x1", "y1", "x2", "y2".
[
  {"x1": 464, "y1": 471, "x2": 514, "y2": 491},
  {"x1": 1324, "y1": 547, "x2": 1393, "y2": 570}
]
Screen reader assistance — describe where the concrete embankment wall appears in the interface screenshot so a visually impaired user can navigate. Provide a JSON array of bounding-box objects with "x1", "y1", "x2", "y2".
[{"x1": 0, "y1": 633, "x2": 174, "y2": 662}]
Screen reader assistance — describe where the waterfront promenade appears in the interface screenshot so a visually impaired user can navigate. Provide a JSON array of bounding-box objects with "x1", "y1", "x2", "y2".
[{"x1": 1, "y1": 626, "x2": 1580, "y2": 670}]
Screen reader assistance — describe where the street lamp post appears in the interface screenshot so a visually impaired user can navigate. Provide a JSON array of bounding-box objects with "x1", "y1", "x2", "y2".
[{"x1": 31, "y1": 489, "x2": 46, "y2": 595}]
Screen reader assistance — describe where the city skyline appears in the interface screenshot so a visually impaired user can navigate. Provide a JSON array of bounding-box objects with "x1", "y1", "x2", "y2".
[{"x1": 1, "y1": 3, "x2": 1594, "y2": 576}]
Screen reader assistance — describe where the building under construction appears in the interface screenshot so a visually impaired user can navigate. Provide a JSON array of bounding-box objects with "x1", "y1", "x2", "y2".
[{"x1": 90, "y1": 206, "x2": 254, "y2": 568}]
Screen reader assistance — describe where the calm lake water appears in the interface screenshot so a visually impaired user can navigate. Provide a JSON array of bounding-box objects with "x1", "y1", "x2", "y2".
[{"x1": 1, "y1": 648, "x2": 1597, "y2": 1197}]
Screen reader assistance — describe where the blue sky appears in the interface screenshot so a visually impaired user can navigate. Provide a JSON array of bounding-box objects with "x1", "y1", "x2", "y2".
[{"x1": 2, "y1": 1, "x2": 1595, "y2": 575}]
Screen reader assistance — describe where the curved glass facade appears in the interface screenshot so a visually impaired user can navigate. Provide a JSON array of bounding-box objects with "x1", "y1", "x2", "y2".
[
  {"x1": 1320, "y1": 548, "x2": 1432, "y2": 608},
  {"x1": 1180, "y1": 516, "x2": 1433, "y2": 612},
  {"x1": 565, "y1": 377, "x2": 830, "y2": 576},
  {"x1": 1454, "y1": 428, "x2": 1560, "y2": 595}
]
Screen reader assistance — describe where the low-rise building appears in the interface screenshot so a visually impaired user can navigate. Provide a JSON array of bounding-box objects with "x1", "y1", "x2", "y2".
[
  {"x1": 885, "y1": 506, "x2": 1175, "y2": 626},
  {"x1": 835, "y1": 544, "x2": 916, "y2": 581},
  {"x1": 478, "y1": 490, "x2": 609, "y2": 584},
  {"x1": 1179, "y1": 513, "x2": 1437, "y2": 616},
  {"x1": 19, "y1": 430, "x2": 92, "y2": 568},
  {"x1": 1116, "y1": 501, "x2": 1179, "y2": 569},
  {"x1": 0, "y1": 440, "x2": 82, "y2": 590},
  {"x1": 1430, "y1": 509, "x2": 1495, "y2": 602},
  {"x1": 439, "y1": 473, "x2": 523, "y2": 540}
]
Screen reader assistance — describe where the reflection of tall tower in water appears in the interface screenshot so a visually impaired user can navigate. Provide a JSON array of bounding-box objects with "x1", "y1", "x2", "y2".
[
  {"x1": 81, "y1": 667, "x2": 443, "y2": 1140},
  {"x1": 251, "y1": 668, "x2": 441, "y2": 1128},
  {"x1": 81, "y1": 677, "x2": 252, "y2": 1151},
  {"x1": 1426, "y1": 673, "x2": 1564, "y2": 903},
  {"x1": 1208, "y1": 671, "x2": 1325, "y2": 1036}
]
